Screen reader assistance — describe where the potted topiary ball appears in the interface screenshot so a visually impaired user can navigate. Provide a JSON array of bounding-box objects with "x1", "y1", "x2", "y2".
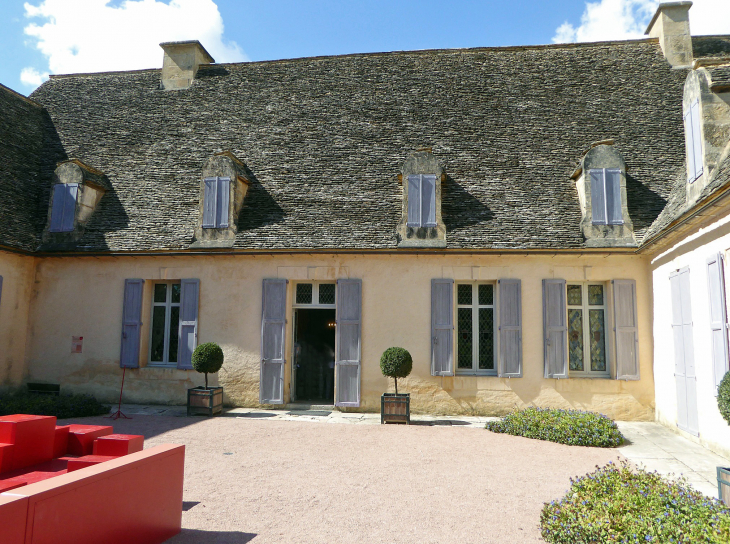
[
  {"x1": 380, "y1": 347, "x2": 413, "y2": 425},
  {"x1": 187, "y1": 342, "x2": 224, "y2": 417}
]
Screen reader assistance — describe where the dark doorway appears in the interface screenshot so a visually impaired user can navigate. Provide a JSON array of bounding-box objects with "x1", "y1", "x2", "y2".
[{"x1": 293, "y1": 309, "x2": 336, "y2": 403}]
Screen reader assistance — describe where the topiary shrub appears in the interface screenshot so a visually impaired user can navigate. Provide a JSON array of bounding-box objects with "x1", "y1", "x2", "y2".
[
  {"x1": 380, "y1": 347, "x2": 412, "y2": 395},
  {"x1": 718, "y1": 371, "x2": 730, "y2": 425},
  {"x1": 541, "y1": 460, "x2": 730, "y2": 543},
  {"x1": 0, "y1": 391, "x2": 110, "y2": 419},
  {"x1": 191, "y1": 342, "x2": 224, "y2": 389},
  {"x1": 485, "y1": 407, "x2": 624, "y2": 447}
]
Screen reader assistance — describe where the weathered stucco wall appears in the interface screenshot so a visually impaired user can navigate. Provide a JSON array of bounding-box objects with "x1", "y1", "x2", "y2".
[
  {"x1": 651, "y1": 204, "x2": 730, "y2": 459},
  {"x1": 0, "y1": 251, "x2": 35, "y2": 388},
  {"x1": 25, "y1": 253, "x2": 654, "y2": 419}
]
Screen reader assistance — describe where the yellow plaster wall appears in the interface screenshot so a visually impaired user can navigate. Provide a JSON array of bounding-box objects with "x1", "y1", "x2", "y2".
[
  {"x1": 0, "y1": 250, "x2": 35, "y2": 388},
  {"x1": 25, "y1": 253, "x2": 654, "y2": 418},
  {"x1": 650, "y1": 207, "x2": 730, "y2": 459}
]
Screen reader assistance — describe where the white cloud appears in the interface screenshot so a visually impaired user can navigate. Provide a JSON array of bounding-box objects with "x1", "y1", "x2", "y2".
[
  {"x1": 21, "y1": 0, "x2": 246, "y2": 89},
  {"x1": 553, "y1": 0, "x2": 730, "y2": 43},
  {"x1": 20, "y1": 67, "x2": 49, "y2": 87}
]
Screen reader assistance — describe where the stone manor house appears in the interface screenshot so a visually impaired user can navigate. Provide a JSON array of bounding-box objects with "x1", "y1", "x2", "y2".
[{"x1": 3, "y1": 3, "x2": 730, "y2": 456}]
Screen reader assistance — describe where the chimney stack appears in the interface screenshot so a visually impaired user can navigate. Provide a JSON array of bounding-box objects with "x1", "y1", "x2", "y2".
[
  {"x1": 160, "y1": 41, "x2": 214, "y2": 90},
  {"x1": 645, "y1": 2, "x2": 693, "y2": 68}
]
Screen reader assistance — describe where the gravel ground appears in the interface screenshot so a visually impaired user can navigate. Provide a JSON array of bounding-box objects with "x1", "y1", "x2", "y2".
[{"x1": 61, "y1": 414, "x2": 621, "y2": 544}]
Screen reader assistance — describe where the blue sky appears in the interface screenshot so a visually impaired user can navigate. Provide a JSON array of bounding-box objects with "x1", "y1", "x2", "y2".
[{"x1": 2, "y1": 0, "x2": 729, "y2": 96}]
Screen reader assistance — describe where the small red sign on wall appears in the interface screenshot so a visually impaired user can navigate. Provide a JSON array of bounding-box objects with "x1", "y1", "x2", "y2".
[{"x1": 72, "y1": 336, "x2": 83, "y2": 354}]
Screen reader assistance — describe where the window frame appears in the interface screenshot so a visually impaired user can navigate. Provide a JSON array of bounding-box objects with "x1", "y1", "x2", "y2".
[
  {"x1": 148, "y1": 281, "x2": 182, "y2": 368},
  {"x1": 566, "y1": 282, "x2": 610, "y2": 378},
  {"x1": 202, "y1": 176, "x2": 231, "y2": 229},
  {"x1": 590, "y1": 168, "x2": 623, "y2": 226},
  {"x1": 292, "y1": 282, "x2": 337, "y2": 309},
  {"x1": 406, "y1": 174, "x2": 437, "y2": 228},
  {"x1": 455, "y1": 281, "x2": 497, "y2": 376}
]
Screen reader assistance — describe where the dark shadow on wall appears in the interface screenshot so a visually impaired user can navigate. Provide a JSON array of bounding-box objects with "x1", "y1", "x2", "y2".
[
  {"x1": 236, "y1": 169, "x2": 286, "y2": 231},
  {"x1": 441, "y1": 176, "x2": 494, "y2": 231},
  {"x1": 164, "y1": 529, "x2": 257, "y2": 543},
  {"x1": 625, "y1": 173, "x2": 668, "y2": 231}
]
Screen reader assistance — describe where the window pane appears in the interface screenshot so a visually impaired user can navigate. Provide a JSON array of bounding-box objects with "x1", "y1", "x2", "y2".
[
  {"x1": 151, "y1": 306, "x2": 166, "y2": 362},
  {"x1": 588, "y1": 285, "x2": 604, "y2": 306},
  {"x1": 154, "y1": 284, "x2": 167, "y2": 303},
  {"x1": 457, "y1": 284, "x2": 472, "y2": 306},
  {"x1": 296, "y1": 283, "x2": 312, "y2": 304},
  {"x1": 589, "y1": 309, "x2": 606, "y2": 372},
  {"x1": 457, "y1": 308, "x2": 473, "y2": 369},
  {"x1": 168, "y1": 306, "x2": 180, "y2": 363},
  {"x1": 568, "y1": 309, "x2": 584, "y2": 371},
  {"x1": 319, "y1": 283, "x2": 335, "y2": 305},
  {"x1": 567, "y1": 285, "x2": 582, "y2": 306},
  {"x1": 479, "y1": 284, "x2": 493, "y2": 306},
  {"x1": 478, "y1": 308, "x2": 494, "y2": 370},
  {"x1": 171, "y1": 283, "x2": 181, "y2": 303}
]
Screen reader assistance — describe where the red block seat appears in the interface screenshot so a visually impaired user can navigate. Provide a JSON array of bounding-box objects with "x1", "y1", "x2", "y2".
[
  {"x1": 93, "y1": 434, "x2": 144, "y2": 456},
  {"x1": 0, "y1": 443, "x2": 14, "y2": 473},
  {"x1": 67, "y1": 455, "x2": 118, "y2": 472},
  {"x1": 0, "y1": 479, "x2": 26, "y2": 493},
  {"x1": 53, "y1": 425, "x2": 70, "y2": 458},
  {"x1": 0, "y1": 414, "x2": 56, "y2": 471},
  {"x1": 67, "y1": 424, "x2": 113, "y2": 456}
]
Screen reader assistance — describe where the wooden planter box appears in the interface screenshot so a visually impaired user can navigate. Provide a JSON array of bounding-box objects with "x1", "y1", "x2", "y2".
[
  {"x1": 718, "y1": 467, "x2": 730, "y2": 505},
  {"x1": 187, "y1": 386, "x2": 223, "y2": 416},
  {"x1": 381, "y1": 393, "x2": 410, "y2": 425}
]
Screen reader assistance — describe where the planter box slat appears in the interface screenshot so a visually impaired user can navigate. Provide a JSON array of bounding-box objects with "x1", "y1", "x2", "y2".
[{"x1": 718, "y1": 467, "x2": 730, "y2": 505}]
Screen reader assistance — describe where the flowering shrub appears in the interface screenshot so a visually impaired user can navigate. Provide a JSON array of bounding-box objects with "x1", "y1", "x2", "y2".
[
  {"x1": 0, "y1": 391, "x2": 110, "y2": 419},
  {"x1": 541, "y1": 461, "x2": 730, "y2": 543},
  {"x1": 485, "y1": 407, "x2": 623, "y2": 447}
]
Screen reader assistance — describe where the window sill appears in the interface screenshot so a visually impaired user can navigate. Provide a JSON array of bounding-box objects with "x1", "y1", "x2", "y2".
[
  {"x1": 146, "y1": 362, "x2": 181, "y2": 370},
  {"x1": 455, "y1": 371, "x2": 498, "y2": 377},
  {"x1": 568, "y1": 372, "x2": 611, "y2": 379}
]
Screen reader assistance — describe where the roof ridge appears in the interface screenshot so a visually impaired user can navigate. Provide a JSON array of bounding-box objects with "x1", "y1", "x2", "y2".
[{"x1": 0, "y1": 82, "x2": 44, "y2": 108}]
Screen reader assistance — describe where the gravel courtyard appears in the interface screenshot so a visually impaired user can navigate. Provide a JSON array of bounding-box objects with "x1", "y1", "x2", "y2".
[{"x1": 60, "y1": 413, "x2": 621, "y2": 543}]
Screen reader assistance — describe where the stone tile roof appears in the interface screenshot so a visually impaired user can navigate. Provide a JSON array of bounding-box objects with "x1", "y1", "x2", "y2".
[
  {"x1": 7, "y1": 40, "x2": 690, "y2": 252},
  {"x1": 708, "y1": 66, "x2": 730, "y2": 91},
  {"x1": 693, "y1": 36, "x2": 730, "y2": 59},
  {"x1": 0, "y1": 84, "x2": 64, "y2": 252}
]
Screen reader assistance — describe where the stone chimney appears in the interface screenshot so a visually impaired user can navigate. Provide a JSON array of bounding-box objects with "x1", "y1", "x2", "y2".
[
  {"x1": 645, "y1": 2, "x2": 693, "y2": 68},
  {"x1": 160, "y1": 40, "x2": 215, "y2": 90}
]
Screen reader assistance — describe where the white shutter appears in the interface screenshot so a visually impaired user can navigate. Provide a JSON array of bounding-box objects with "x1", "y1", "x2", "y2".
[{"x1": 707, "y1": 254, "x2": 729, "y2": 391}]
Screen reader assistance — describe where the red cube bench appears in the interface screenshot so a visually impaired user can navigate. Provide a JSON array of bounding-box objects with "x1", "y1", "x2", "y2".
[
  {"x1": 67, "y1": 455, "x2": 118, "y2": 472},
  {"x1": 66, "y1": 424, "x2": 113, "y2": 456},
  {"x1": 0, "y1": 415, "x2": 56, "y2": 471},
  {"x1": 53, "y1": 425, "x2": 70, "y2": 459},
  {"x1": 93, "y1": 434, "x2": 144, "y2": 456}
]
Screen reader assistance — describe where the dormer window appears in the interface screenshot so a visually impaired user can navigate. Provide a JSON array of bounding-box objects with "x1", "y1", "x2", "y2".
[
  {"x1": 202, "y1": 177, "x2": 231, "y2": 229},
  {"x1": 49, "y1": 183, "x2": 78, "y2": 232},
  {"x1": 590, "y1": 168, "x2": 623, "y2": 225},
  {"x1": 406, "y1": 174, "x2": 437, "y2": 228},
  {"x1": 684, "y1": 98, "x2": 703, "y2": 183}
]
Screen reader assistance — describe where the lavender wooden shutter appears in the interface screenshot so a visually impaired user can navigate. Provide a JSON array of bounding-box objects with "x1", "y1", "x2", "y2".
[
  {"x1": 421, "y1": 174, "x2": 437, "y2": 227},
  {"x1": 120, "y1": 279, "x2": 144, "y2": 368},
  {"x1": 498, "y1": 279, "x2": 522, "y2": 377},
  {"x1": 543, "y1": 279, "x2": 567, "y2": 378},
  {"x1": 707, "y1": 254, "x2": 729, "y2": 391},
  {"x1": 590, "y1": 170, "x2": 607, "y2": 225},
  {"x1": 177, "y1": 279, "x2": 199, "y2": 370},
  {"x1": 407, "y1": 175, "x2": 421, "y2": 227},
  {"x1": 61, "y1": 184, "x2": 78, "y2": 232},
  {"x1": 260, "y1": 279, "x2": 287, "y2": 404},
  {"x1": 605, "y1": 169, "x2": 623, "y2": 225},
  {"x1": 202, "y1": 178, "x2": 217, "y2": 228},
  {"x1": 613, "y1": 280, "x2": 639, "y2": 380},
  {"x1": 336, "y1": 279, "x2": 362, "y2": 407},
  {"x1": 684, "y1": 107, "x2": 697, "y2": 183},
  {"x1": 217, "y1": 177, "x2": 230, "y2": 228},
  {"x1": 49, "y1": 184, "x2": 67, "y2": 232},
  {"x1": 431, "y1": 279, "x2": 454, "y2": 376},
  {"x1": 691, "y1": 100, "x2": 703, "y2": 181}
]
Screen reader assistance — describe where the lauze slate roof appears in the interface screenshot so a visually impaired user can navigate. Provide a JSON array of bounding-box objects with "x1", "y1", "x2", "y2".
[{"x1": 1, "y1": 39, "x2": 691, "y2": 252}]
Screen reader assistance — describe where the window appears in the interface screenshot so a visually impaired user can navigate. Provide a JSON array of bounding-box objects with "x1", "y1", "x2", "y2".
[
  {"x1": 590, "y1": 169, "x2": 622, "y2": 225},
  {"x1": 295, "y1": 283, "x2": 336, "y2": 306},
  {"x1": 456, "y1": 283, "x2": 496, "y2": 374},
  {"x1": 202, "y1": 177, "x2": 231, "y2": 228},
  {"x1": 149, "y1": 282, "x2": 181, "y2": 366},
  {"x1": 567, "y1": 283, "x2": 608, "y2": 376},
  {"x1": 49, "y1": 183, "x2": 78, "y2": 233},
  {"x1": 406, "y1": 174, "x2": 437, "y2": 228},
  {"x1": 684, "y1": 99, "x2": 703, "y2": 184}
]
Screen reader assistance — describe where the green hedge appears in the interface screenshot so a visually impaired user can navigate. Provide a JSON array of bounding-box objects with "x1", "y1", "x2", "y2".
[
  {"x1": 541, "y1": 461, "x2": 730, "y2": 543},
  {"x1": 485, "y1": 407, "x2": 624, "y2": 447},
  {"x1": 0, "y1": 391, "x2": 110, "y2": 419}
]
